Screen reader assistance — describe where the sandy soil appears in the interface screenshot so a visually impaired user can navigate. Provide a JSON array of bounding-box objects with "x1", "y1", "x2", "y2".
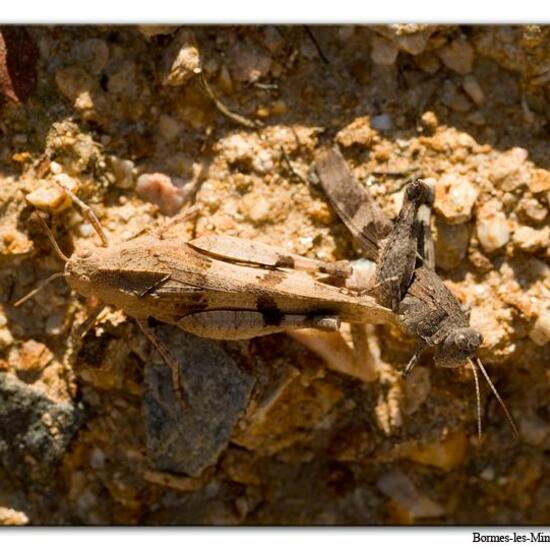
[{"x1": 0, "y1": 25, "x2": 549, "y2": 525}]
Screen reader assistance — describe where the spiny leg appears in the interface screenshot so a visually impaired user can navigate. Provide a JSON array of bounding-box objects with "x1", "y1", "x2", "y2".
[
  {"x1": 136, "y1": 318, "x2": 190, "y2": 410},
  {"x1": 74, "y1": 303, "x2": 106, "y2": 339},
  {"x1": 401, "y1": 344, "x2": 426, "y2": 378}
]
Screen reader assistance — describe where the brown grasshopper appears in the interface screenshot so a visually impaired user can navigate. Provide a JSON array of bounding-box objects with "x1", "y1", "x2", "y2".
[
  {"x1": 16, "y1": 181, "x2": 395, "y2": 406},
  {"x1": 314, "y1": 146, "x2": 519, "y2": 438}
]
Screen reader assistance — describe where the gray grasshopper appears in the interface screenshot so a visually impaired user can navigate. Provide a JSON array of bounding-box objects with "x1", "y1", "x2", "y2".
[
  {"x1": 16, "y1": 182, "x2": 395, "y2": 406},
  {"x1": 314, "y1": 146, "x2": 518, "y2": 438}
]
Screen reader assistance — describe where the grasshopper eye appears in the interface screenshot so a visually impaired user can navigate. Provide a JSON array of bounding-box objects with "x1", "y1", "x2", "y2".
[
  {"x1": 456, "y1": 333, "x2": 468, "y2": 346},
  {"x1": 406, "y1": 182, "x2": 422, "y2": 201},
  {"x1": 454, "y1": 329, "x2": 482, "y2": 353}
]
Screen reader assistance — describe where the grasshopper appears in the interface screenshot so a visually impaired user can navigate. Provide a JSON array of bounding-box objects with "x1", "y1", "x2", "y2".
[
  {"x1": 314, "y1": 146, "x2": 519, "y2": 438},
  {"x1": 16, "y1": 181, "x2": 395, "y2": 406}
]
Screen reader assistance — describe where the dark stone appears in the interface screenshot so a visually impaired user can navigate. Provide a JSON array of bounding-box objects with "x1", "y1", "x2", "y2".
[
  {"x1": 0, "y1": 373, "x2": 82, "y2": 480},
  {"x1": 143, "y1": 327, "x2": 254, "y2": 477}
]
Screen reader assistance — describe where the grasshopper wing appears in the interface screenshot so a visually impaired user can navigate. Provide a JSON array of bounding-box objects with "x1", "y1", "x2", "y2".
[
  {"x1": 314, "y1": 146, "x2": 392, "y2": 261},
  {"x1": 188, "y1": 235, "x2": 352, "y2": 278}
]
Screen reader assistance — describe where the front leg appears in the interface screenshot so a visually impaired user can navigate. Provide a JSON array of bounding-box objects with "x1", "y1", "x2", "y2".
[{"x1": 177, "y1": 309, "x2": 340, "y2": 340}]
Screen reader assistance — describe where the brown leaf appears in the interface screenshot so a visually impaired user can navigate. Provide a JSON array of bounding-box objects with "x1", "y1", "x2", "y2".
[{"x1": 0, "y1": 26, "x2": 38, "y2": 103}]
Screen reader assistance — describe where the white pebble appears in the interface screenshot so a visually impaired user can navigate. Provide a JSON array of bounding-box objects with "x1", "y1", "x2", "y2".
[
  {"x1": 529, "y1": 307, "x2": 550, "y2": 346},
  {"x1": 251, "y1": 149, "x2": 274, "y2": 174},
  {"x1": 108, "y1": 156, "x2": 135, "y2": 189},
  {"x1": 512, "y1": 225, "x2": 549, "y2": 253},
  {"x1": 435, "y1": 174, "x2": 478, "y2": 224},
  {"x1": 476, "y1": 200, "x2": 510, "y2": 253}
]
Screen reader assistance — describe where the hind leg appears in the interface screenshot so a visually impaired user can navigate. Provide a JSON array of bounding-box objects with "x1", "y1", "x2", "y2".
[{"x1": 177, "y1": 310, "x2": 340, "y2": 340}]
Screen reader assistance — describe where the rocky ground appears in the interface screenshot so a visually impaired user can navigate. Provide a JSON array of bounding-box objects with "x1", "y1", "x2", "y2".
[{"x1": 0, "y1": 24, "x2": 549, "y2": 525}]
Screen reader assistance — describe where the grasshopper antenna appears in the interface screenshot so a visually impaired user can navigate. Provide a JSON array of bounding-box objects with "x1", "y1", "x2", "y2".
[
  {"x1": 469, "y1": 357, "x2": 519, "y2": 439},
  {"x1": 13, "y1": 272, "x2": 65, "y2": 307},
  {"x1": 13, "y1": 213, "x2": 69, "y2": 307},
  {"x1": 52, "y1": 180, "x2": 109, "y2": 248},
  {"x1": 34, "y1": 212, "x2": 69, "y2": 263},
  {"x1": 468, "y1": 358, "x2": 482, "y2": 441}
]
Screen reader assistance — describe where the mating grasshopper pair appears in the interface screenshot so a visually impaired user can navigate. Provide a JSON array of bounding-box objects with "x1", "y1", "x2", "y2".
[
  {"x1": 17, "y1": 145, "x2": 518, "y2": 437},
  {"x1": 314, "y1": 146, "x2": 518, "y2": 439}
]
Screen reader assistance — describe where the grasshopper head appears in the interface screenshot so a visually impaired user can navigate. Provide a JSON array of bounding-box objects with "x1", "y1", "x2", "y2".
[
  {"x1": 405, "y1": 179, "x2": 434, "y2": 205},
  {"x1": 65, "y1": 246, "x2": 107, "y2": 298},
  {"x1": 435, "y1": 327, "x2": 482, "y2": 369}
]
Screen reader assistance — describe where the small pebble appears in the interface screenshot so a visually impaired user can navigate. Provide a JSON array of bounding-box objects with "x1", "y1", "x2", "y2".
[
  {"x1": 136, "y1": 173, "x2": 188, "y2": 216},
  {"x1": 161, "y1": 29, "x2": 200, "y2": 87},
  {"x1": 480, "y1": 467, "x2": 495, "y2": 481},
  {"x1": 529, "y1": 307, "x2": 550, "y2": 346},
  {"x1": 107, "y1": 156, "x2": 135, "y2": 189},
  {"x1": 251, "y1": 149, "x2": 274, "y2": 175},
  {"x1": 157, "y1": 114, "x2": 182, "y2": 142},
  {"x1": 25, "y1": 174, "x2": 77, "y2": 213},
  {"x1": 421, "y1": 110, "x2": 439, "y2": 130},
  {"x1": 406, "y1": 430, "x2": 467, "y2": 471},
  {"x1": 513, "y1": 225, "x2": 549, "y2": 253},
  {"x1": 371, "y1": 113, "x2": 394, "y2": 131},
  {"x1": 89, "y1": 447, "x2": 105, "y2": 469},
  {"x1": 529, "y1": 169, "x2": 550, "y2": 194},
  {"x1": 517, "y1": 197, "x2": 548, "y2": 223},
  {"x1": 438, "y1": 37, "x2": 474, "y2": 74},
  {"x1": 0, "y1": 327, "x2": 13, "y2": 351},
  {"x1": 441, "y1": 79, "x2": 471, "y2": 112},
  {"x1": 0, "y1": 507, "x2": 29, "y2": 526},
  {"x1": 435, "y1": 173, "x2": 478, "y2": 224},
  {"x1": 228, "y1": 43, "x2": 272, "y2": 83},
  {"x1": 414, "y1": 52, "x2": 441, "y2": 74},
  {"x1": 518, "y1": 410, "x2": 550, "y2": 446},
  {"x1": 462, "y1": 75, "x2": 485, "y2": 105},
  {"x1": 370, "y1": 36, "x2": 398, "y2": 65},
  {"x1": 55, "y1": 67, "x2": 95, "y2": 110},
  {"x1": 376, "y1": 468, "x2": 444, "y2": 518},
  {"x1": 490, "y1": 147, "x2": 528, "y2": 189},
  {"x1": 17, "y1": 339, "x2": 52, "y2": 373},
  {"x1": 242, "y1": 194, "x2": 271, "y2": 224},
  {"x1": 45, "y1": 311, "x2": 66, "y2": 336},
  {"x1": 476, "y1": 200, "x2": 510, "y2": 253},
  {"x1": 336, "y1": 116, "x2": 377, "y2": 147}
]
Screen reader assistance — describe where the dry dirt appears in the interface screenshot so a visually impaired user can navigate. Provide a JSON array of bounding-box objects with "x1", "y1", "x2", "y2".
[{"x1": 0, "y1": 24, "x2": 549, "y2": 525}]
